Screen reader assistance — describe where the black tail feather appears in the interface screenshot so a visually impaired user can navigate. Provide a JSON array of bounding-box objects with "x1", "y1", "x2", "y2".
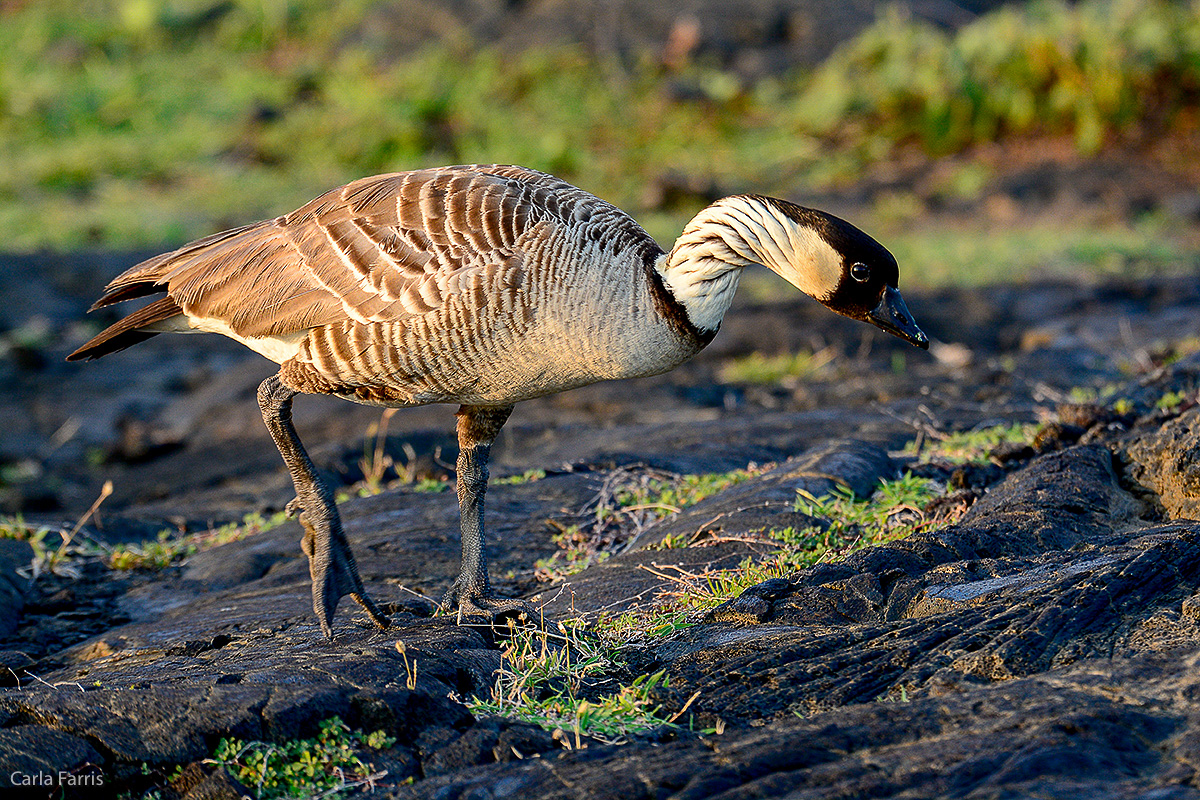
[
  {"x1": 88, "y1": 281, "x2": 167, "y2": 312},
  {"x1": 66, "y1": 295, "x2": 183, "y2": 361}
]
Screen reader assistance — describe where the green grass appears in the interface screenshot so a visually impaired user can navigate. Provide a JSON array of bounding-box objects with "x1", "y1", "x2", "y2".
[
  {"x1": 718, "y1": 349, "x2": 836, "y2": 385},
  {"x1": 793, "y1": 0, "x2": 1200, "y2": 157},
  {"x1": 534, "y1": 523, "x2": 611, "y2": 582},
  {"x1": 0, "y1": 514, "x2": 47, "y2": 543},
  {"x1": 208, "y1": 716, "x2": 394, "y2": 799},
  {"x1": 496, "y1": 475, "x2": 963, "y2": 737},
  {"x1": 0, "y1": 515, "x2": 63, "y2": 577},
  {"x1": 653, "y1": 473, "x2": 961, "y2": 614},
  {"x1": 606, "y1": 468, "x2": 759, "y2": 523},
  {"x1": 335, "y1": 476, "x2": 449, "y2": 503},
  {"x1": 884, "y1": 218, "x2": 1200, "y2": 287},
  {"x1": 536, "y1": 466, "x2": 763, "y2": 583},
  {"x1": 0, "y1": 507, "x2": 290, "y2": 575},
  {"x1": 787, "y1": 473, "x2": 946, "y2": 555},
  {"x1": 0, "y1": 0, "x2": 792, "y2": 249},
  {"x1": 465, "y1": 621, "x2": 677, "y2": 745},
  {"x1": 493, "y1": 469, "x2": 548, "y2": 486},
  {"x1": 539, "y1": 469, "x2": 963, "y2": 622},
  {"x1": 470, "y1": 669, "x2": 672, "y2": 747},
  {"x1": 106, "y1": 528, "x2": 198, "y2": 571},
  {"x1": 1155, "y1": 389, "x2": 1190, "y2": 412},
  {"x1": 107, "y1": 509, "x2": 290, "y2": 571},
  {"x1": 904, "y1": 422, "x2": 1038, "y2": 465},
  {"x1": 590, "y1": 608, "x2": 694, "y2": 641}
]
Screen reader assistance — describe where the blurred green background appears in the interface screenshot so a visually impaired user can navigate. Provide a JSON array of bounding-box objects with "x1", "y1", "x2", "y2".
[{"x1": 3, "y1": 0, "x2": 1200, "y2": 286}]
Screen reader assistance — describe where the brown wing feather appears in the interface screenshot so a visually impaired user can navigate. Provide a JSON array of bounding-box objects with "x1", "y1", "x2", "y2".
[
  {"x1": 72, "y1": 165, "x2": 658, "y2": 363},
  {"x1": 88, "y1": 223, "x2": 260, "y2": 310},
  {"x1": 140, "y1": 167, "x2": 566, "y2": 339}
]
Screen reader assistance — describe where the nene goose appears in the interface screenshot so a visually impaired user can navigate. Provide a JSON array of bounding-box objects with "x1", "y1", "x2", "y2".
[{"x1": 68, "y1": 164, "x2": 928, "y2": 637}]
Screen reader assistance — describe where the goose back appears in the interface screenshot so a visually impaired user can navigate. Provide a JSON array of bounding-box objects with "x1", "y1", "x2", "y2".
[{"x1": 78, "y1": 165, "x2": 708, "y2": 406}]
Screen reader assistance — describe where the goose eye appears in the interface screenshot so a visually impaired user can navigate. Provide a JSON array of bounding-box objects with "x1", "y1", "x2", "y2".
[{"x1": 850, "y1": 263, "x2": 871, "y2": 283}]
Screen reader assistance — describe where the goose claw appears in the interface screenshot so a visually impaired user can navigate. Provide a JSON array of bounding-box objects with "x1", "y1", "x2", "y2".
[
  {"x1": 299, "y1": 511, "x2": 391, "y2": 638},
  {"x1": 440, "y1": 580, "x2": 538, "y2": 627},
  {"x1": 285, "y1": 497, "x2": 303, "y2": 517}
]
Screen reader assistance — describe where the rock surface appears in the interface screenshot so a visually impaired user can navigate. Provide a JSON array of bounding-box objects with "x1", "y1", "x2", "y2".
[{"x1": 5, "y1": 262, "x2": 1200, "y2": 796}]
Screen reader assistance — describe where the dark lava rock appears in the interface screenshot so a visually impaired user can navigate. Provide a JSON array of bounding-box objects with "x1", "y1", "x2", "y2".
[
  {"x1": 651, "y1": 447, "x2": 1185, "y2": 720},
  {"x1": 11, "y1": 432, "x2": 1193, "y2": 798},
  {"x1": 0, "y1": 539, "x2": 32, "y2": 637},
  {"x1": 393, "y1": 649, "x2": 1200, "y2": 800},
  {"x1": 166, "y1": 762, "x2": 252, "y2": 800},
  {"x1": 390, "y1": 442, "x2": 1200, "y2": 798},
  {"x1": 1121, "y1": 406, "x2": 1200, "y2": 520},
  {"x1": 0, "y1": 726, "x2": 104, "y2": 796},
  {"x1": 8, "y1": 276, "x2": 1200, "y2": 796}
]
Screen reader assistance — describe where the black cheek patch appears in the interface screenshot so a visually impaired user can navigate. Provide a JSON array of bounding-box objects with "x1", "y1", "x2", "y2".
[{"x1": 822, "y1": 276, "x2": 885, "y2": 321}]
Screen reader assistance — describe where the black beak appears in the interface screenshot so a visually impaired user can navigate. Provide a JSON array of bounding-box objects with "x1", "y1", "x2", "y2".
[{"x1": 868, "y1": 286, "x2": 928, "y2": 349}]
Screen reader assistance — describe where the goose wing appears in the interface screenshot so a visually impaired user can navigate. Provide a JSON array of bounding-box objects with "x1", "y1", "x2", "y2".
[{"x1": 100, "y1": 165, "x2": 594, "y2": 340}]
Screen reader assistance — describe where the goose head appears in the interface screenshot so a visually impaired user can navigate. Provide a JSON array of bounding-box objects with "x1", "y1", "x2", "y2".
[{"x1": 663, "y1": 195, "x2": 928, "y2": 349}]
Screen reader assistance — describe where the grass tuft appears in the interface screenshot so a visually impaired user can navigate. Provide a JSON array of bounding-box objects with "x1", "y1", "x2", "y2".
[
  {"x1": 651, "y1": 473, "x2": 962, "y2": 614},
  {"x1": 107, "y1": 509, "x2": 291, "y2": 571},
  {"x1": 466, "y1": 621, "x2": 676, "y2": 746},
  {"x1": 210, "y1": 716, "x2": 394, "y2": 799},
  {"x1": 718, "y1": 348, "x2": 836, "y2": 386},
  {"x1": 535, "y1": 466, "x2": 762, "y2": 583},
  {"x1": 904, "y1": 422, "x2": 1038, "y2": 465}
]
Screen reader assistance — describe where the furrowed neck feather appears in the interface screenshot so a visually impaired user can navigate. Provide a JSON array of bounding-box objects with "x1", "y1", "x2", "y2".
[
  {"x1": 657, "y1": 197, "x2": 844, "y2": 333},
  {"x1": 656, "y1": 206, "x2": 756, "y2": 334}
]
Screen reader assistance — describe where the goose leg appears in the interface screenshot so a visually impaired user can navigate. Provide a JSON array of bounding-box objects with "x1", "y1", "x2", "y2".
[
  {"x1": 441, "y1": 404, "x2": 532, "y2": 621},
  {"x1": 257, "y1": 374, "x2": 390, "y2": 638}
]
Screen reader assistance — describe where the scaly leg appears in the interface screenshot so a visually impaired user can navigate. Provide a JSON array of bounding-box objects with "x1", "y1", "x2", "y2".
[
  {"x1": 441, "y1": 404, "x2": 532, "y2": 622},
  {"x1": 257, "y1": 374, "x2": 390, "y2": 638}
]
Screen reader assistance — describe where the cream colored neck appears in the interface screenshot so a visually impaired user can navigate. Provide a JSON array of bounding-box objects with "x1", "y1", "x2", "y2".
[
  {"x1": 654, "y1": 238, "x2": 748, "y2": 334},
  {"x1": 656, "y1": 196, "x2": 841, "y2": 333}
]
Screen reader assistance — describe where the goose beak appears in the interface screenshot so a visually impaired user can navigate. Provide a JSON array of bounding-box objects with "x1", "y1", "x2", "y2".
[{"x1": 869, "y1": 286, "x2": 928, "y2": 349}]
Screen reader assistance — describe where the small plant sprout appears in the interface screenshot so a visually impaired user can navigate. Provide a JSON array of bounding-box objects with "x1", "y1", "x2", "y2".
[
  {"x1": 493, "y1": 469, "x2": 548, "y2": 486},
  {"x1": 535, "y1": 523, "x2": 610, "y2": 582},
  {"x1": 395, "y1": 641, "x2": 418, "y2": 691},
  {"x1": 1, "y1": 516, "x2": 55, "y2": 578},
  {"x1": 359, "y1": 407, "x2": 399, "y2": 495},
  {"x1": 652, "y1": 531, "x2": 692, "y2": 550},
  {"x1": 5, "y1": 480, "x2": 112, "y2": 580},
  {"x1": 1112, "y1": 397, "x2": 1135, "y2": 415},
  {"x1": 411, "y1": 477, "x2": 450, "y2": 493},
  {"x1": 1155, "y1": 389, "x2": 1190, "y2": 413}
]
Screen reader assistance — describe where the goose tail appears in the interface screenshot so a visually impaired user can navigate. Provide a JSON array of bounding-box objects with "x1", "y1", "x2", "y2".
[{"x1": 66, "y1": 295, "x2": 182, "y2": 361}]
